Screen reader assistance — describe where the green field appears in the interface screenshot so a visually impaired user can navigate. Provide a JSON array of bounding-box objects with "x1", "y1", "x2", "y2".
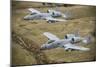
[{"x1": 11, "y1": 1, "x2": 96, "y2": 66}]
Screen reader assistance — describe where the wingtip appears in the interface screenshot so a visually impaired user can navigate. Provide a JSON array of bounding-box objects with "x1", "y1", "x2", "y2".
[{"x1": 82, "y1": 48, "x2": 90, "y2": 51}]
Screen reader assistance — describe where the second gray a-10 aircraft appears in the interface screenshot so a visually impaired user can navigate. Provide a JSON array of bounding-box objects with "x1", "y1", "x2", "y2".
[
  {"x1": 24, "y1": 8, "x2": 68, "y2": 23},
  {"x1": 40, "y1": 32, "x2": 91, "y2": 51}
]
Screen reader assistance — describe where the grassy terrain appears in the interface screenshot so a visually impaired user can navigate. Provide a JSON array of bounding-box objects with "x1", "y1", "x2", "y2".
[{"x1": 11, "y1": 1, "x2": 96, "y2": 66}]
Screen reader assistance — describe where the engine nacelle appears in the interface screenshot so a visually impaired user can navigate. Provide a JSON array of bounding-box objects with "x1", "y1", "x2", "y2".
[
  {"x1": 65, "y1": 34, "x2": 81, "y2": 43},
  {"x1": 47, "y1": 9, "x2": 62, "y2": 17}
]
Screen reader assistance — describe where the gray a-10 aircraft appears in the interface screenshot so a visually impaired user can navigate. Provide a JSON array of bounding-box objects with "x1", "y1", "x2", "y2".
[
  {"x1": 40, "y1": 32, "x2": 90, "y2": 51},
  {"x1": 24, "y1": 8, "x2": 67, "y2": 23}
]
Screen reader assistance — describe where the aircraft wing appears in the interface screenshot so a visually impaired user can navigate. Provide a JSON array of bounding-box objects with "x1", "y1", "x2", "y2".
[
  {"x1": 63, "y1": 43, "x2": 90, "y2": 51},
  {"x1": 45, "y1": 17, "x2": 66, "y2": 22},
  {"x1": 28, "y1": 8, "x2": 41, "y2": 14},
  {"x1": 43, "y1": 32, "x2": 60, "y2": 41}
]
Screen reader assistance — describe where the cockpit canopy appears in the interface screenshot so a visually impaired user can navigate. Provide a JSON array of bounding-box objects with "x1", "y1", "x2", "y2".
[
  {"x1": 30, "y1": 13, "x2": 37, "y2": 15},
  {"x1": 47, "y1": 40, "x2": 55, "y2": 44}
]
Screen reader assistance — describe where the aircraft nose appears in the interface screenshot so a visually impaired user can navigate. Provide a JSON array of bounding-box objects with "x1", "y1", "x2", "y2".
[
  {"x1": 40, "y1": 44, "x2": 46, "y2": 50},
  {"x1": 24, "y1": 16, "x2": 29, "y2": 20}
]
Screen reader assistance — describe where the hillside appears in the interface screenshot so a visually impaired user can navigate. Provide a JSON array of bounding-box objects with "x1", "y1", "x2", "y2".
[{"x1": 11, "y1": 1, "x2": 96, "y2": 66}]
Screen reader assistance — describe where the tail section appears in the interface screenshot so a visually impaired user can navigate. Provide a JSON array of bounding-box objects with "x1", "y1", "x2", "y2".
[{"x1": 82, "y1": 36, "x2": 91, "y2": 44}]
